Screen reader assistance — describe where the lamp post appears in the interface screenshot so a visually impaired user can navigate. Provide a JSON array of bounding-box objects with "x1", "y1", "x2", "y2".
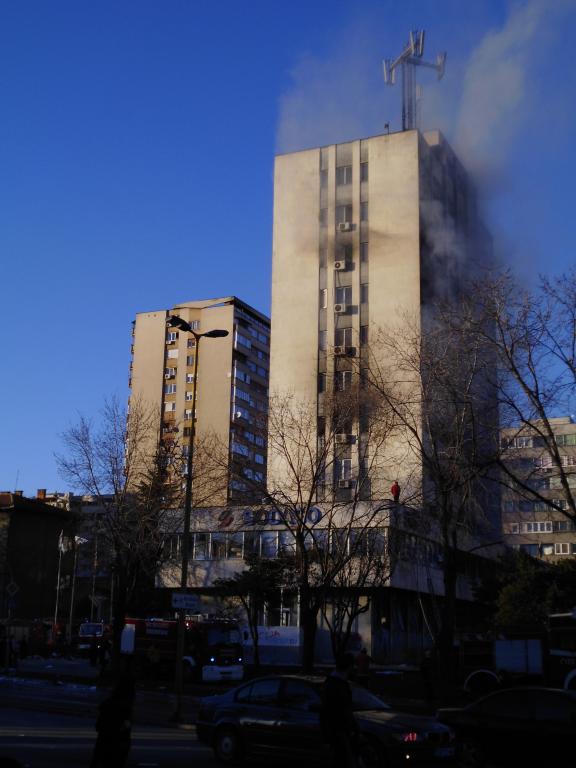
[{"x1": 166, "y1": 315, "x2": 229, "y2": 721}]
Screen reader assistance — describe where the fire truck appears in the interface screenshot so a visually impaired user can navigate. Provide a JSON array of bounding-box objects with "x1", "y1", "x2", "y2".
[
  {"x1": 461, "y1": 611, "x2": 576, "y2": 695},
  {"x1": 121, "y1": 616, "x2": 244, "y2": 682}
]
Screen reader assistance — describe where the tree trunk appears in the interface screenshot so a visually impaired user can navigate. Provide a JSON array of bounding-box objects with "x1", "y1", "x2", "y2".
[{"x1": 300, "y1": 601, "x2": 318, "y2": 672}]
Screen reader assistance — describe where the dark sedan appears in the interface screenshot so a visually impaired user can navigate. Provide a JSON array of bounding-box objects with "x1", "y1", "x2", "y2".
[
  {"x1": 196, "y1": 674, "x2": 454, "y2": 766},
  {"x1": 437, "y1": 687, "x2": 576, "y2": 767}
]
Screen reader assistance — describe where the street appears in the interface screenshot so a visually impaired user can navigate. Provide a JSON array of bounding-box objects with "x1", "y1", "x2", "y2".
[{"x1": 0, "y1": 708, "x2": 214, "y2": 768}]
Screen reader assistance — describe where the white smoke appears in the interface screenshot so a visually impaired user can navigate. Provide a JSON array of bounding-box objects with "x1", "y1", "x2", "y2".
[{"x1": 454, "y1": 0, "x2": 576, "y2": 180}]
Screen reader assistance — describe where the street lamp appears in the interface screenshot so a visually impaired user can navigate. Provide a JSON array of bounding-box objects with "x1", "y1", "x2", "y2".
[{"x1": 167, "y1": 315, "x2": 229, "y2": 721}]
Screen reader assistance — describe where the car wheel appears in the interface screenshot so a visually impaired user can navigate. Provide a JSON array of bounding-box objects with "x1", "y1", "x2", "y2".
[
  {"x1": 358, "y1": 736, "x2": 385, "y2": 768},
  {"x1": 458, "y1": 739, "x2": 485, "y2": 768},
  {"x1": 214, "y1": 726, "x2": 243, "y2": 765}
]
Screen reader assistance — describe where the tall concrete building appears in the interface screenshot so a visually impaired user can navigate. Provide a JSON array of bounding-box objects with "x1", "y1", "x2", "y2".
[
  {"x1": 129, "y1": 296, "x2": 270, "y2": 503},
  {"x1": 270, "y1": 129, "x2": 491, "y2": 504}
]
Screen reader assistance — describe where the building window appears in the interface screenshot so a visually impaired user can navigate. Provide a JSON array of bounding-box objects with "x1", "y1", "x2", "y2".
[
  {"x1": 337, "y1": 458, "x2": 352, "y2": 481},
  {"x1": 184, "y1": 409, "x2": 192, "y2": 420},
  {"x1": 185, "y1": 391, "x2": 193, "y2": 401},
  {"x1": 556, "y1": 433, "x2": 576, "y2": 446},
  {"x1": 360, "y1": 202, "x2": 368, "y2": 222},
  {"x1": 165, "y1": 367, "x2": 176, "y2": 378},
  {"x1": 186, "y1": 355, "x2": 195, "y2": 366},
  {"x1": 319, "y1": 208, "x2": 328, "y2": 227},
  {"x1": 319, "y1": 247, "x2": 327, "y2": 267},
  {"x1": 320, "y1": 288, "x2": 328, "y2": 309},
  {"x1": 167, "y1": 349, "x2": 179, "y2": 359},
  {"x1": 261, "y1": 531, "x2": 278, "y2": 558},
  {"x1": 336, "y1": 165, "x2": 352, "y2": 185},
  {"x1": 520, "y1": 543, "x2": 539, "y2": 557},
  {"x1": 164, "y1": 402, "x2": 176, "y2": 412},
  {"x1": 510, "y1": 523, "x2": 520, "y2": 534},
  {"x1": 235, "y1": 388, "x2": 252, "y2": 404},
  {"x1": 164, "y1": 383, "x2": 177, "y2": 394},
  {"x1": 236, "y1": 332, "x2": 252, "y2": 349},
  {"x1": 335, "y1": 327, "x2": 353, "y2": 347},
  {"x1": 336, "y1": 204, "x2": 353, "y2": 225},
  {"x1": 189, "y1": 320, "x2": 200, "y2": 331},
  {"x1": 319, "y1": 330, "x2": 327, "y2": 351},
  {"x1": 255, "y1": 435, "x2": 265, "y2": 447},
  {"x1": 187, "y1": 338, "x2": 196, "y2": 348},
  {"x1": 335, "y1": 286, "x2": 352, "y2": 305},
  {"x1": 254, "y1": 453, "x2": 265, "y2": 465},
  {"x1": 360, "y1": 325, "x2": 369, "y2": 345},
  {"x1": 318, "y1": 373, "x2": 326, "y2": 393},
  {"x1": 360, "y1": 284, "x2": 369, "y2": 303},
  {"x1": 186, "y1": 373, "x2": 194, "y2": 383},
  {"x1": 555, "y1": 542, "x2": 570, "y2": 555},
  {"x1": 234, "y1": 405, "x2": 250, "y2": 421},
  {"x1": 320, "y1": 169, "x2": 328, "y2": 188},
  {"x1": 211, "y1": 533, "x2": 227, "y2": 559},
  {"x1": 360, "y1": 242, "x2": 368, "y2": 262},
  {"x1": 232, "y1": 442, "x2": 250, "y2": 457},
  {"x1": 360, "y1": 162, "x2": 368, "y2": 182},
  {"x1": 541, "y1": 544, "x2": 554, "y2": 556},
  {"x1": 193, "y1": 533, "x2": 209, "y2": 560},
  {"x1": 336, "y1": 370, "x2": 353, "y2": 391},
  {"x1": 166, "y1": 331, "x2": 178, "y2": 343}
]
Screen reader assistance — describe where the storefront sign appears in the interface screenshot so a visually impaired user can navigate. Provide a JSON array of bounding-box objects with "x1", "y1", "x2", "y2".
[{"x1": 241, "y1": 506, "x2": 322, "y2": 527}]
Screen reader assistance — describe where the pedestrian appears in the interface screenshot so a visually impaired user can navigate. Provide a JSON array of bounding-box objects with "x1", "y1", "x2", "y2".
[
  {"x1": 320, "y1": 652, "x2": 358, "y2": 768},
  {"x1": 90, "y1": 673, "x2": 135, "y2": 768},
  {"x1": 98, "y1": 638, "x2": 110, "y2": 674},
  {"x1": 355, "y1": 647, "x2": 371, "y2": 687},
  {"x1": 390, "y1": 480, "x2": 400, "y2": 503}
]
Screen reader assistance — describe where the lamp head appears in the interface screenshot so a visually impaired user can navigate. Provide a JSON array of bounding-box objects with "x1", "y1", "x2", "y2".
[{"x1": 203, "y1": 329, "x2": 229, "y2": 339}]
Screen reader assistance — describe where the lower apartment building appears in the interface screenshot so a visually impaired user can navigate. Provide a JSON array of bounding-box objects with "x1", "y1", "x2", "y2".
[
  {"x1": 158, "y1": 503, "x2": 495, "y2": 665},
  {"x1": 501, "y1": 417, "x2": 576, "y2": 560}
]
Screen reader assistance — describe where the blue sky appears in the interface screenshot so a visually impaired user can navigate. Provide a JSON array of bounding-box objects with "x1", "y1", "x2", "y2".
[{"x1": 1, "y1": 0, "x2": 575, "y2": 495}]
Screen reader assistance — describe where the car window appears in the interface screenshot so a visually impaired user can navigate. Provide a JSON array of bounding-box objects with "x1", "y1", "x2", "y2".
[
  {"x1": 281, "y1": 679, "x2": 321, "y2": 711},
  {"x1": 528, "y1": 691, "x2": 575, "y2": 723},
  {"x1": 473, "y1": 690, "x2": 533, "y2": 719},
  {"x1": 351, "y1": 686, "x2": 390, "y2": 711},
  {"x1": 236, "y1": 679, "x2": 280, "y2": 706}
]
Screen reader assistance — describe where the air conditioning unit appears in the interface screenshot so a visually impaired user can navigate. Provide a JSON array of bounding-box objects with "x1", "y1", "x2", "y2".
[
  {"x1": 334, "y1": 303, "x2": 347, "y2": 314},
  {"x1": 334, "y1": 261, "x2": 347, "y2": 271},
  {"x1": 164, "y1": 373, "x2": 174, "y2": 379},
  {"x1": 334, "y1": 346, "x2": 346, "y2": 356},
  {"x1": 338, "y1": 222, "x2": 352, "y2": 232},
  {"x1": 338, "y1": 479, "x2": 355, "y2": 489},
  {"x1": 335, "y1": 434, "x2": 351, "y2": 444}
]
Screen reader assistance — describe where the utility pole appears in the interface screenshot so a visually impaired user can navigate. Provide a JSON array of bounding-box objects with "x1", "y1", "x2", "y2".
[{"x1": 383, "y1": 30, "x2": 446, "y2": 131}]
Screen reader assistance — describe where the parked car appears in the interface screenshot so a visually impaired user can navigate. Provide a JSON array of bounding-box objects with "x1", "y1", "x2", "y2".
[
  {"x1": 197, "y1": 674, "x2": 455, "y2": 766},
  {"x1": 437, "y1": 687, "x2": 576, "y2": 767}
]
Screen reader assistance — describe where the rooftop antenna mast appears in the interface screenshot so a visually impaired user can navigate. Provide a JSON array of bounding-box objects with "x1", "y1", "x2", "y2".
[{"x1": 383, "y1": 30, "x2": 446, "y2": 132}]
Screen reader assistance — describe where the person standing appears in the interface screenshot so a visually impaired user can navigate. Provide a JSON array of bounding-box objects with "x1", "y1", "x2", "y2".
[
  {"x1": 90, "y1": 674, "x2": 135, "y2": 768},
  {"x1": 390, "y1": 480, "x2": 400, "y2": 503},
  {"x1": 320, "y1": 653, "x2": 358, "y2": 768}
]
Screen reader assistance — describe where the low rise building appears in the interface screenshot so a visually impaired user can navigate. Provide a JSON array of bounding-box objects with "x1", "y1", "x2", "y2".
[{"x1": 501, "y1": 417, "x2": 576, "y2": 559}]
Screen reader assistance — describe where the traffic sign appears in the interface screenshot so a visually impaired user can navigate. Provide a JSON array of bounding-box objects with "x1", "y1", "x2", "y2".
[{"x1": 171, "y1": 593, "x2": 201, "y2": 611}]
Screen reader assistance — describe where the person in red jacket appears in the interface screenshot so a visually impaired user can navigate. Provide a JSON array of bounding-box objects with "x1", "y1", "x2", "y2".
[{"x1": 390, "y1": 480, "x2": 400, "y2": 503}]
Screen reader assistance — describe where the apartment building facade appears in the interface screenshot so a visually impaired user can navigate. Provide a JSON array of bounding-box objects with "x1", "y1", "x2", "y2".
[
  {"x1": 270, "y1": 128, "x2": 494, "y2": 513},
  {"x1": 129, "y1": 296, "x2": 270, "y2": 503},
  {"x1": 501, "y1": 417, "x2": 576, "y2": 560}
]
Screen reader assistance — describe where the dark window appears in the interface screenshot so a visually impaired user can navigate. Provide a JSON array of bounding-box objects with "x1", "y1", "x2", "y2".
[
  {"x1": 336, "y1": 165, "x2": 352, "y2": 186},
  {"x1": 319, "y1": 208, "x2": 328, "y2": 227},
  {"x1": 320, "y1": 169, "x2": 328, "y2": 188},
  {"x1": 243, "y1": 678, "x2": 280, "y2": 705},
  {"x1": 360, "y1": 284, "x2": 368, "y2": 303},
  {"x1": 360, "y1": 162, "x2": 368, "y2": 182},
  {"x1": 281, "y1": 679, "x2": 321, "y2": 711},
  {"x1": 336, "y1": 205, "x2": 353, "y2": 224},
  {"x1": 360, "y1": 202, "x2": 368, "y2": 222},
  {"x1": 360, "y1": 242, "x2": 368, "y2": 262}
]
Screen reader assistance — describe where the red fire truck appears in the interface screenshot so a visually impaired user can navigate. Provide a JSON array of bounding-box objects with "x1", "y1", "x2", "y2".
[{"x1": 121, "y1": 616, "x2": 244, "y2": 682}]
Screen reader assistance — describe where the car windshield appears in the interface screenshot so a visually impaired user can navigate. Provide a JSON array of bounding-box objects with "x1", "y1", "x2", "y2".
[{"x1": 351, "y1": 686, "x2": 391, "y2": 712}]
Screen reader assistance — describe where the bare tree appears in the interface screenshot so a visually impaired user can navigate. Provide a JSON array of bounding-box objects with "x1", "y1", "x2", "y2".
[
  {"x1": 360, "y1": 309, "x2": 500, "y2": 679},
  {"x1": 469, "y1": 270, "x2": 576, "y2": 522},
  {"x1": 56, "y1": 396, "x2": 226, "y2": 665},
  {"x1": 229, "y1": 387, "x2": 395, "y2": 671}
]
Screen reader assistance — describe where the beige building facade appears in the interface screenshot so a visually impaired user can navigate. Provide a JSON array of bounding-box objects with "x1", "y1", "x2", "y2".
[
  {"x1": 501, "y1": 417, "x2": 576, "y2": 560},
  {"x1": 269, "y1": 129, "x2": 490, "y2": 503},
  {"x1": 129, "y1": 296, "x2": 270, "y2": 503}
]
